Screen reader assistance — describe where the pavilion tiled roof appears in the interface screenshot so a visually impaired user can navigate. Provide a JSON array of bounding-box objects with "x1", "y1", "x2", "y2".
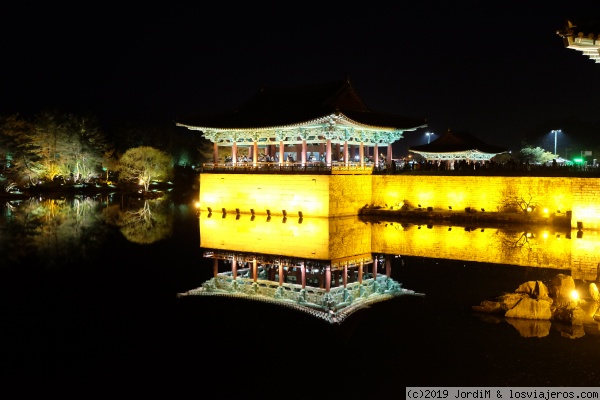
[
  {"x1": 409, "y1": 129, "x2": 507, "y2": 154},
  {"x1": 177, "y1": 79, "x2": 427, "y2": 130}
]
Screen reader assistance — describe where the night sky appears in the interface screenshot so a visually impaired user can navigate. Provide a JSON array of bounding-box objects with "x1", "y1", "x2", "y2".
[{"x1": 2, "y1": 2, "x2": 600, "y2": 156}]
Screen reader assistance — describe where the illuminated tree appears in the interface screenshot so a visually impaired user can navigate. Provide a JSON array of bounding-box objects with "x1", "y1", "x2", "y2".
[
  {"x1": 117, "y1": 146, "x2": 172, "y2": 191},
  {"x1": 0, "y1": 114, "x2": 37, "y2": 185},
  {"x1": 60, "y1": 113, "x2": 109, "y2": 182},
  {"x1": 516, "y1": 146, "x2": 556, "y2": 164}
]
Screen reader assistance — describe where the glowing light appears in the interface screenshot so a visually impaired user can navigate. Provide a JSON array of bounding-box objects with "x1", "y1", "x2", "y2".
[
  {"x1": 543, "y1": 208, "x2": 548, "y2": 214},
  {"x1": 571, "y1": 290, "x2": 579, "y2": 302},
  {"x1": 527, "y1": 207, "x2": 532, "y2": 212},
  {"x1": 194, "y1": 201, "x2": 201, "y2": 209}
]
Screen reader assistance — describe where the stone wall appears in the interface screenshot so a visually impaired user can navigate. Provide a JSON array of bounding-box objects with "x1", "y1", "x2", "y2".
[
  {"x1": 199, "y1": 174, "x2": 372, "y2": 218},
  {"x1": 199, "y1": 174, "x2": 600, "y2": 228},
  {"x1": 372, "y1": 175, "x2": 600, "y2": 230}
]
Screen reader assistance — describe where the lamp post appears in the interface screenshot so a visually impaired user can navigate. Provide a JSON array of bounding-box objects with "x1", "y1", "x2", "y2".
[
  {"x1": 426, "y1": 132, "x2": 433, "y2": 144},
  {"x1": 552, "y1": 129, "x2": 561, "y2": 156}
]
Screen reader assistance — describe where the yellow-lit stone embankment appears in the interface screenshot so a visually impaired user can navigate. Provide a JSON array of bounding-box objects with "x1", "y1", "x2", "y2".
[
  {"x1": 372, "y1": 176, "x2": 600, "y2": 230},
  {"x1": 199, "y1": 174, "x2": 372, "y2": 218},
  {"x1": 199, "y1": 174, "x2": 600, "y2": 229}
]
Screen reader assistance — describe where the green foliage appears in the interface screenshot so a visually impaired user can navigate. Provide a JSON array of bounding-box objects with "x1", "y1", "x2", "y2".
[
  {"x1": 516, "y1": 146, "x2": 557, "y2": 164},
  {"x1": 0, "y1": 111, "x2": 109, "y2": 184},
  {"x1": 117, "y1": 146, "x2": 172, "y2": 191}
]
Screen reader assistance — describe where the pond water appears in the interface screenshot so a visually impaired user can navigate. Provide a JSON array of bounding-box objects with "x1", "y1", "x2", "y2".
[{"x1": 2, "y1": 191, "x2": 600, "y2": 397}]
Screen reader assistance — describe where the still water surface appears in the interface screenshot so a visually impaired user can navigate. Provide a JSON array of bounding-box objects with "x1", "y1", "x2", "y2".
[{"x1": 2, "y1": 192, "x2": 600, "y2": 396}]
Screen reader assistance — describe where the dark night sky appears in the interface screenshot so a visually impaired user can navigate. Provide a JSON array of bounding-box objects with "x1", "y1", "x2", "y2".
[{"x1": 2, "y1": 1, "x2": 600, "y2": 156}]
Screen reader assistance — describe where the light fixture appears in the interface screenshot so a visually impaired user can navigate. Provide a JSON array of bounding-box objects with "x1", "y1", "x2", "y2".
[
  {"x1": 282, "y1": 210, "x2": 287, "y2": 217},
  {"x1": 266, "y1": 209, "x2": 271, "y2": 217},
  {"x1": 250, "y1": 208, "x2": 255, "y2": 216},
  {"x1": 207, "y1": 207, "x2": 212, "y2": 213},
  {"x1": 571, "y1": 289, "x2": 580, "y2": 305},
  {"x1": 298, "y1": 211, "x2": 303, "y2": 218},
  {"x1": 236, "y1": 208, "x2": 240, "y2": 215},
  {"x1": 222, "y1": 207, "x2": 226, "y2": 214}
]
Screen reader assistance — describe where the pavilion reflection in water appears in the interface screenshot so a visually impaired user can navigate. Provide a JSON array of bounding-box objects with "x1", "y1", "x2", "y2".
[{"x1": 178, "y1": 214, "x2": 422, "y2": 324}]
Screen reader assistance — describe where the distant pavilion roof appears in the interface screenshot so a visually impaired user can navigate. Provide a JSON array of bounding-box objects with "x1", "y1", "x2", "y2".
[
  {"x1": 408, "y1": 129, "x2": 508, "y2": 161},
  {"x1": 176, "y1": 79, "x2": 427, "y2": 147},
  {"x1": 556, "y1": 19, "x2": 600, "y2": 63}
]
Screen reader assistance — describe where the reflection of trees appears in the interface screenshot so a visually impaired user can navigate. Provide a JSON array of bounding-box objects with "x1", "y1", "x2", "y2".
[
  {"x1": 104, "y1": 197, "x2": 173, "y2": 244},
  {"x1": 0, "y1": 196, "x2": 107, "y2": 267},
  {"x1": 496, "y1": 230, "x2": 542, "y2": 265}
]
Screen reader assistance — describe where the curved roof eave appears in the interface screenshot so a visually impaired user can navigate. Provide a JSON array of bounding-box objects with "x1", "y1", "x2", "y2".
[{"x1": 177, "y1": 111, "x2": 426, "y2": 133}]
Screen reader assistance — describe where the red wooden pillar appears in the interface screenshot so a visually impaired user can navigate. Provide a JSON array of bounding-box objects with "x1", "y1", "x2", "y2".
[
  {"x1": 359, "y1": 142, "x2": 364, "y2": 167},
  {"x1": 301, "y1": 261, "x2": 306, "y2": 289},
  {"x1": 358, "y1": 261, "x2": 363, "y2": 284},
  {"x1": 213, "y1": 142, "x2": 219, "y2": 164},
  {"x1": 344, "y1": 141, "x2": 349, "y2": 166},
  {"x1": 232, "y1": 142, "x2": 238, "y2": 166},
  {"x1": 301, "y1": 139, "x2": 307, "y2": 165},
  {"x1": 343, "y1": 262, "x2": 348, "y2": 288},
  {"x1": 213, "y1": 258, "x2": 219, "y2": 278},
  {"x1": 253, "y1": 141, "x2": 258, "y2": 167},
  {"x1": 387, "y1": 143, "x2": 393, "y2": 163},
  {"x1": 279, "y1": 141, "x2": 284, "y2": 165},
  {"x1": 325, "y1": 265, "x2": 331, "y2": 293},
  {"x1": 232, "y1": 258, "x2": 237, "y2": 280},
  {"x1": 374, "y1": 144, "x2": 379, "y2": 166},
  {"x1": 253, "y1": 259, "x2": 258, "y2": 283},
  {"x1": 372, "y1": 256, "x2": 378, "y2": 279},
  {"x1": 386, "y1": 256, "x2": 391, "y2": 278},
  {"x1": 326, "y1": 139, "x2": 332, "y2": 166},
  {"x1": 279, "y1": 262, "x2": 284, "y2": 286}
]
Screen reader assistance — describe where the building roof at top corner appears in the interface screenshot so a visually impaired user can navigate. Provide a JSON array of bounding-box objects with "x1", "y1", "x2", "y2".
[
  {"x1": 408, "y1": 129, "x2": 508, "y2": 154},
  {"x1": 176, "y1": 79, "x2": 427, "y2": 131},
  {"x1": 557, "y1": 18, "x2": 600, "y2": 38}
]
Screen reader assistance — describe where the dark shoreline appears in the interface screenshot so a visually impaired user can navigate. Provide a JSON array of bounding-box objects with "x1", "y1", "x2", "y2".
[{"x1": 359, "y1": 207, "x2": 572, "y2": 229}]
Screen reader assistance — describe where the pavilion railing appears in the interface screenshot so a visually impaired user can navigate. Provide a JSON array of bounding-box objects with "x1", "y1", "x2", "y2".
[{"x1": 200, "y1": 161, "x2": 375, "y2": 174}]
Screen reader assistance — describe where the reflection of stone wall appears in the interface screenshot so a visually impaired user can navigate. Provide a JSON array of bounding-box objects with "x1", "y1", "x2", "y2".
[
  {"x1": 199, "y1": 214, "x2": 371, "y2": 261},
  {"x1": 372, "y1": 176, "x2": 600, "y2": 230},
  {"x1": 370, "y1": 222, "x2": 600, "y2": 281}
]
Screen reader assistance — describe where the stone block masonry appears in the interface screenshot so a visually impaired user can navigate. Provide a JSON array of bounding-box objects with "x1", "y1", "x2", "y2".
[{"x1": 199, "y1": 174, "x2": 600, "y2": 229}]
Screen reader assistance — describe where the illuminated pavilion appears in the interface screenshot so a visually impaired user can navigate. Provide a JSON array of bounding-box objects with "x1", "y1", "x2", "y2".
[
  {"x1": 408, "y1": 129, "x2": 507, "y2": 167},
  {"x1": 176, "y1": 78, "x2": 427, "y2": 168},
  {"x1": 175, "y1": 79, "x2": 426, "y2": 321},
  {"x1": 556, "y1": 19, "x2": 600, "y2": 63}
]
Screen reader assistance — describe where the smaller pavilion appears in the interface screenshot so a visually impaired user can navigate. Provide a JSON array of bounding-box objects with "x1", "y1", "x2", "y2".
[
  {"x1": 408, "y1": 129, "x2": 507, "y2": 169},
  {"x1": 556, "y1": 19, "x2": 600, "y2": 63}
]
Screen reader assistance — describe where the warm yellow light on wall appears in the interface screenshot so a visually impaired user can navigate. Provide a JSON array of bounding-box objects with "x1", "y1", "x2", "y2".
[{"x1": 571, "y1": 290, "x2": 580, "y2": 303}]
